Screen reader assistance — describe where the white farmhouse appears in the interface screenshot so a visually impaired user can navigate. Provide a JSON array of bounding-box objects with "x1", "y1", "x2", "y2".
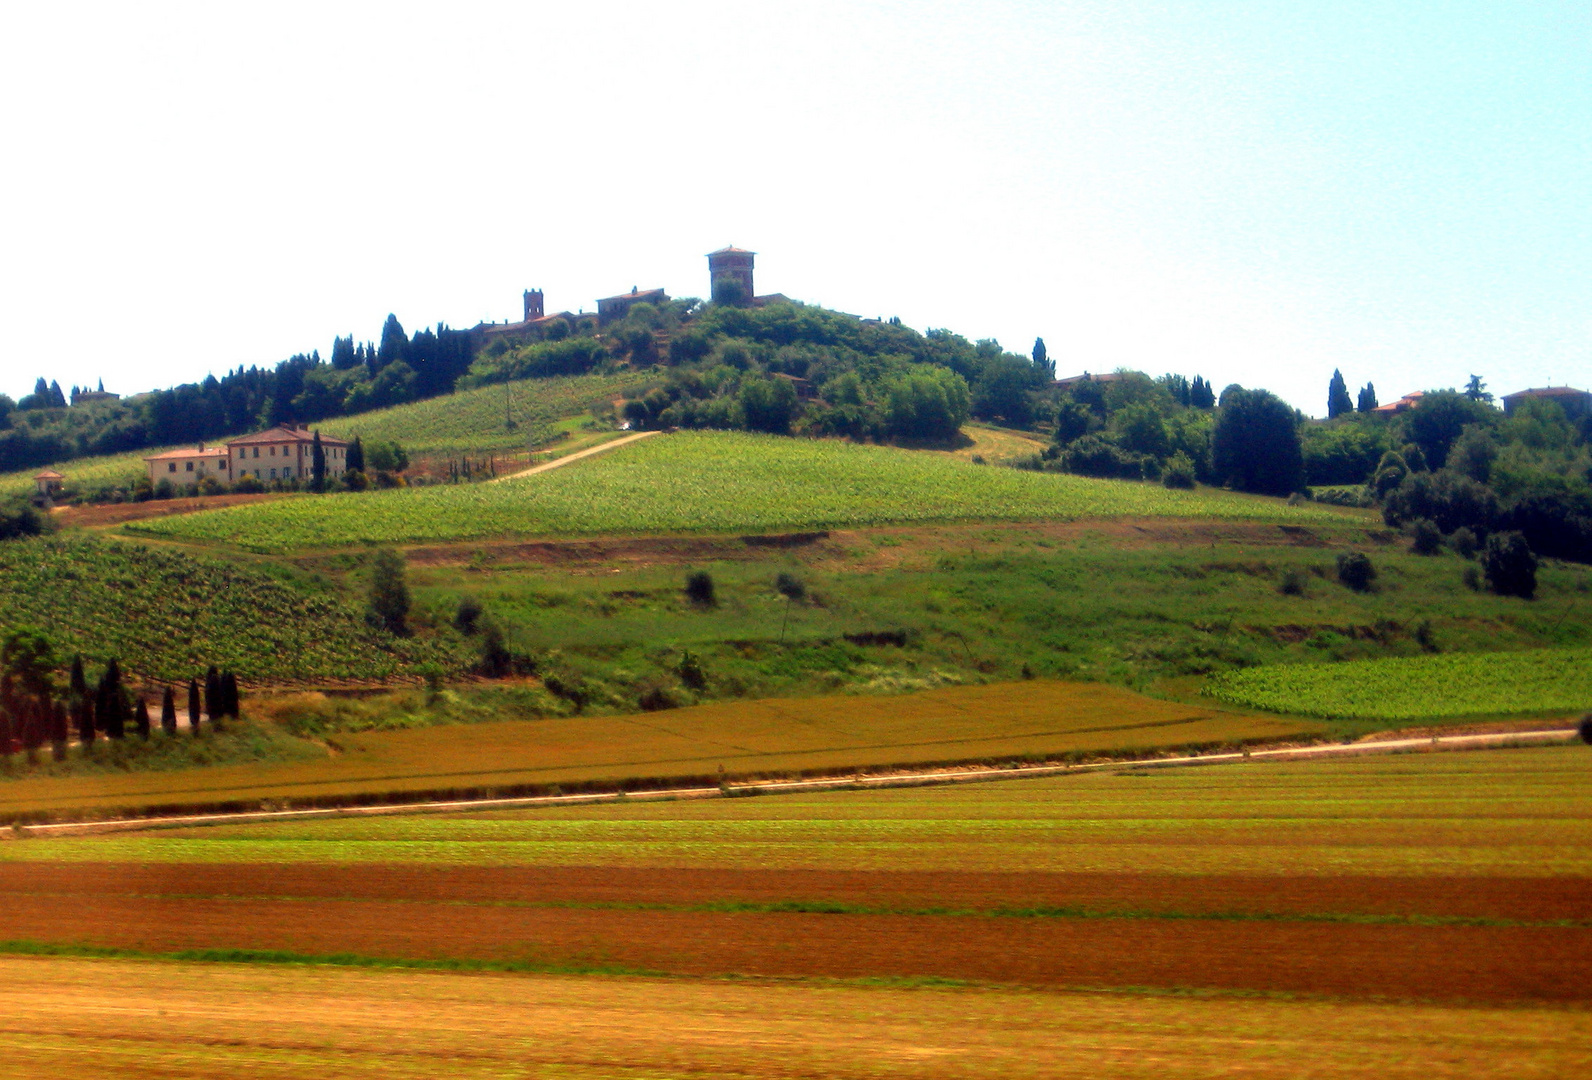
[{"x1": 143, "y1": 424, "x2": 352, "y2": 491}]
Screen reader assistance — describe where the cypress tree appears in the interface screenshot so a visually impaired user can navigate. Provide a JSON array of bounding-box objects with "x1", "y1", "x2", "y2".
[
  {"x1": 69, "y1": 654, "x2": 86, "y2": 701},
  {"x1": 97, "y1": 659, "x2": 126, "y2": 740},
  {"x1": 134, "y1": 698, "x2": 152, "y2": 740},
  {"x1": 1327, "y1": 369, "x2": 1353, "y2": 419},
  {"x1": 51, "y1": 700, "x2": 68, "y2": 761},
  {"x1": 222, "y1": 672, "x2": 241, "y2": 718},
  {"x1": 311, "y1": 432, "x2": 326, "y2": 491},
  {"x1": 161, "y1": 686, "x2": 177, "y2": 736},
  {"x1": 1357, "y1": 382, "x2": 1378, "y2": 413},
  {"x1": 347, "y1": 435, "x2": 365, "y2": 474},
  {"x1": 187, "y1": 678, "x2": 201, "y2": 735},
  {"x1": 75, "y1": 694, "x2": 94, "y2": 747},
  {"x1": 205, "y1": 666, "x2": 222, "y2": 722}
]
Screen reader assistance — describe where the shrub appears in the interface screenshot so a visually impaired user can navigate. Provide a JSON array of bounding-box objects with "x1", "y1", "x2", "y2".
[
  {"x1": 1450, "y1": 526, "x2": 1478, "y2": 559},
  {"x1": 1580, "y1": 712, "x2": 1592, "y2": 745},
  {"x1": 638, "y1": 683, "x2": 680, "y2": 711},
  {"x1": 677, "y1": 650, "x2": 707, "y2": 690},
  {"x1": 685, "y1": 569, "x2": 716, "y2": 606},
  {"x1": 197, "y1": 476, "x2": 224, "y2": 497},
  {"x1": 1277, "y1": 568, "x2": 1308, "y2": 596},
  {"x1": 0, "y1": 500, "x2": 48, "y2": 542},
  {"x1": 1463, "y1": 564, "x2": 1482, "y2": 591},
  {"x1": 1161, "y1": 451, "x2": 1197, "y2": 489},
  {"x1": 453, "y1": 595, "x2": 484, "y2": 635},
  {"x1": 232, "y1": 474, "x2": 266, "y2": 494},
  {"x1": 1336, "y1": 552, "x2": 1376, "y2": 592},
  {"x1": 1482, "y1": 531, "x2": 1537, "y2": 599},
  {"x1": 476, "y1": 620, "x2": 512, "y2": 677},
  {"x1": 366, "y1": 548, "x2": 410, "y2": 634},
  {"x1": 1409, "y1": 518, "x2": 1442, "y2": 556},
  {"x1": 774, "y1": 572, "x2": 806, "y2": 601}
]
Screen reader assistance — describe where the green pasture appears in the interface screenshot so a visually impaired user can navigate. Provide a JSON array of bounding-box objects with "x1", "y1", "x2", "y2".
[{"x1": 129, "y1": 430, "x2": 1355, "y2": 552}]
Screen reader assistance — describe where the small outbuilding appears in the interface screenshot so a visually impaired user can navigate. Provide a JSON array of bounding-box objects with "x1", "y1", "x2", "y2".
[{"x1": 33, "y1": 470, "x2": 64, "y2": 498}]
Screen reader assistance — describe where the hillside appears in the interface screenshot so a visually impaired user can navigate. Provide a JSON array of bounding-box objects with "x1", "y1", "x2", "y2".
[
  {"x1": 0, "y1": 372, "x2": 644, "y2": 501},
  {"x1": 129, "y1": 430, "x2": 1352, "y2": 552},
  {"x1": 0, "y1": 536, "x2": 458, "y2": 682}
]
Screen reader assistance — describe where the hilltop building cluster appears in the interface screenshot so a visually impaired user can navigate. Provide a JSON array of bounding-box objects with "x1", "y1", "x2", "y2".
[{"x1": 477, "y1": 246, "x2": 788, "y2": 344}]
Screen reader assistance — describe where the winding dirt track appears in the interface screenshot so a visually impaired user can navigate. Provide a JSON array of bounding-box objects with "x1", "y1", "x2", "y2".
[{"x1": 490, "y1": 429, "x2": 659, "y2": 482}]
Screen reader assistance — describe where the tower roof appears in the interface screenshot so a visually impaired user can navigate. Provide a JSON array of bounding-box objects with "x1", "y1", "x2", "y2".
[{"x1": 708, "y1": 245, "x2": 755, "y2": 256}]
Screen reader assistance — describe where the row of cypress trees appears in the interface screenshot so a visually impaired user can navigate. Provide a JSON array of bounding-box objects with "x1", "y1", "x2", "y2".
[{"x1": 0, "y1": 658, "x2": 241, "y2": 763}]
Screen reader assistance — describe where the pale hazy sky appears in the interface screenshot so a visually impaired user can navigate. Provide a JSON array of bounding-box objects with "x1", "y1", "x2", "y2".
[{"x1": 2, "y1": 1, "x2": 1587, "y2": 415}]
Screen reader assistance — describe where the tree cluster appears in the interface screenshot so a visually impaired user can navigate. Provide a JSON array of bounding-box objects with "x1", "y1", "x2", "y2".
[
  {"x1": 0, "y1": 630, "x2": 240, "y2": 762},
  {"x1": 0, "y1": 315, "x2": 471, "y2": 474}
]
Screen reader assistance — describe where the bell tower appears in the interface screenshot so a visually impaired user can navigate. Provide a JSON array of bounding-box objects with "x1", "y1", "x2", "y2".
[
  {"x1": 707, "y1": 246, "x2": 755, "y2": 301},
  {"x1": 523, "y1": 289, "x2": 544, "y2": 321}
]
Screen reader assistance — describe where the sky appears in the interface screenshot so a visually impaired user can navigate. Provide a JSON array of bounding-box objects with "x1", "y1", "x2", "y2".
[{"x1": 1, "y1": 0, "x2": 1588, "y2": 416}]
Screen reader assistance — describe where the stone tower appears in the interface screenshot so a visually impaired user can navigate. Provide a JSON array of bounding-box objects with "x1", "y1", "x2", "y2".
[
  {"x1": 707, "y1": 246, "x2": 755, "y2": 300},
  {"x1": 523, "y1": 289, "x2": 544, "y2": 322}
]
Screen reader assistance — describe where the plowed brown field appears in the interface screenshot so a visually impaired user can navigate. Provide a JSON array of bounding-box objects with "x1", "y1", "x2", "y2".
[{"x1": 2, "y1": 863, "x2": 1587, "y2": 1003}]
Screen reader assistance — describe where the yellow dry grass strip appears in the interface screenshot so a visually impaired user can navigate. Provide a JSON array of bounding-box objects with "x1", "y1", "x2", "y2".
[
  {"x1": 0, "y1": 955, "x2": 1587, "y2": 1079},
  {"x1": 0, "y1": 681, "x2": 1313, "y2": 817}
]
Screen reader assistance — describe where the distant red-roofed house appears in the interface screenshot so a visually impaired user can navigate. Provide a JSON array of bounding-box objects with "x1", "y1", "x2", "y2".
[
  {"x1": 1501, "y1": 386, "x2": 1590, "y2": 420},
  {"x1": 1372, "y1": 391, "x2": 1425, "y2": 415},
  {"x1": 33, "y1": 470, "x2": 64, "y2": 498}
]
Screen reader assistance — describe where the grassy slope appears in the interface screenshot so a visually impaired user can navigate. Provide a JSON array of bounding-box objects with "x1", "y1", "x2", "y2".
[
  {"x1": 402, "y1": 519, "x2": 1592, "y2": 720},
  {"x1": 6, "y1": 745, "x2": 1586, "y2": 877},
  {"x1": 0, "y1": 536, "x2": 460, "y2": 682},
  {"x1": 0, "y1": 680, "x2": 1309, "y2": 818},
  {"x1": 0, "y1": 372, "x2": 646, "y2": 498},
  {"x1": 129, "y1": 430, "x2": 1356, "y2": 552}
]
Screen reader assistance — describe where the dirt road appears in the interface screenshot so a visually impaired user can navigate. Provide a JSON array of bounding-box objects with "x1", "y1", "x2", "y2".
[{"x1": 490, "y1": 430, "x2": 659, "y2": 482}]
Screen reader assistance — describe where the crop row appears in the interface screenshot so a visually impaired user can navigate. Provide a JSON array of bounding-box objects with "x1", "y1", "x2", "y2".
[
  {"x1": 0, "y1": 537, "x2": 460, "y2": 682},
  {"x1": 131, "y1": 431, "x2": 1350, "y2": 552},
  {"x1": 1206, "y1": 647, "x2": 1592, "y2": 719}
]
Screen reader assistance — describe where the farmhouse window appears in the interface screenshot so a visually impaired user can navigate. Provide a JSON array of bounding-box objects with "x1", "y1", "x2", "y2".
[
  {"x1": 186, "y1": 462, "x2": 194, "y2": 472},
  {"x1": 168, "y1": 463, "x2": 176, "y2": 473}
]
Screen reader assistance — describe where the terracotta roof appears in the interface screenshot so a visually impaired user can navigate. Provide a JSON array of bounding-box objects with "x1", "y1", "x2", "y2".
[
  {"x1": 596, "y1": 288, "x2": 668, "y2": 305},
  {"x1": 1502, "y1": 386, "x2": 1589, "y2": 400},
  {"x1": 226, "y1": 426, "x2": 350, "y2": 448},
  {"x1": 145, "y1": 447, "x2": 228, "y2": 461},
  {"x1": 708, "y1": 245, "x2": 756, "y2": 255},
  {"x1": 34, "y1": 470, "x2": 64, "y2": 480}
]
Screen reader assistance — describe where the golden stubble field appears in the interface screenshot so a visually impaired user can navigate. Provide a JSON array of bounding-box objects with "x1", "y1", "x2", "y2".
[{"x1": 0, "y1": 680, "x2": 1311, "y2": 818}]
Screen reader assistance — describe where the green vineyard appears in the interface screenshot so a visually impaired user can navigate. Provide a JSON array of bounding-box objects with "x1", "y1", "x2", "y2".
[
  {"x1": 1207, "y1": 648, "x2": 1592, "y2": 720},
  {"x1": 0, "y1": 537, "x2": 460, "y2": 682},
  {"x1": 130, "y1": 430, "x2": 1351, "y2": 552}
]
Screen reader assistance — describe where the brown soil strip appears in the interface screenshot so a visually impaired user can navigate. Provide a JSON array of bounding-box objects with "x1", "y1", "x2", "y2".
[
  {"x1": 0, "y1": 890, "x2": 1584, "y2": 1002},
  {"x1": 2, "y1": 864, "x2": 1588, "y2": 923},
  {"x1": 51, "y1": 492, "x2": 287, "y2": 528}
]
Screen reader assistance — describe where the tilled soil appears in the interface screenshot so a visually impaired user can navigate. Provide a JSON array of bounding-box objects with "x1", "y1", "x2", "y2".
[
  {"x1": 0, "y1": 863, "x2": 1588, "y2": 1002},
  {"x1": 0, "y1": 863, "x2": 1588, "y2": 922}
]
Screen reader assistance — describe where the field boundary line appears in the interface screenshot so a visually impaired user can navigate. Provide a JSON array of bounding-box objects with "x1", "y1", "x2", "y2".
[
  {"x1": 9, "y1": 726, "x2": 1577, "y2": 839},
  {"x1": 491, "y1": 430, "x2": 660, "y2": 482}
]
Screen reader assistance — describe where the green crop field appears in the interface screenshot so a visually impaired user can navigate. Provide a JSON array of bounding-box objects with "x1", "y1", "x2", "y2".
[
  {"x1": 0, "y1": 680, "x2": 1308, "y2": 819},
  {"x1": 318, "y1": 372, "x2": 648, "y2": 454},
  {"x1": 0, "y1": 536, "x2": 458, "y2": 682},
  {"x1": 130, "y1": 430, "x2": 1353, "y2": 552},
  {"x1": 2, "y1": 745, "x2": 1583, "y2": 877},
  {"x1": 1208, "y1": 647, "x2": 1592, "y2": 720}
]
